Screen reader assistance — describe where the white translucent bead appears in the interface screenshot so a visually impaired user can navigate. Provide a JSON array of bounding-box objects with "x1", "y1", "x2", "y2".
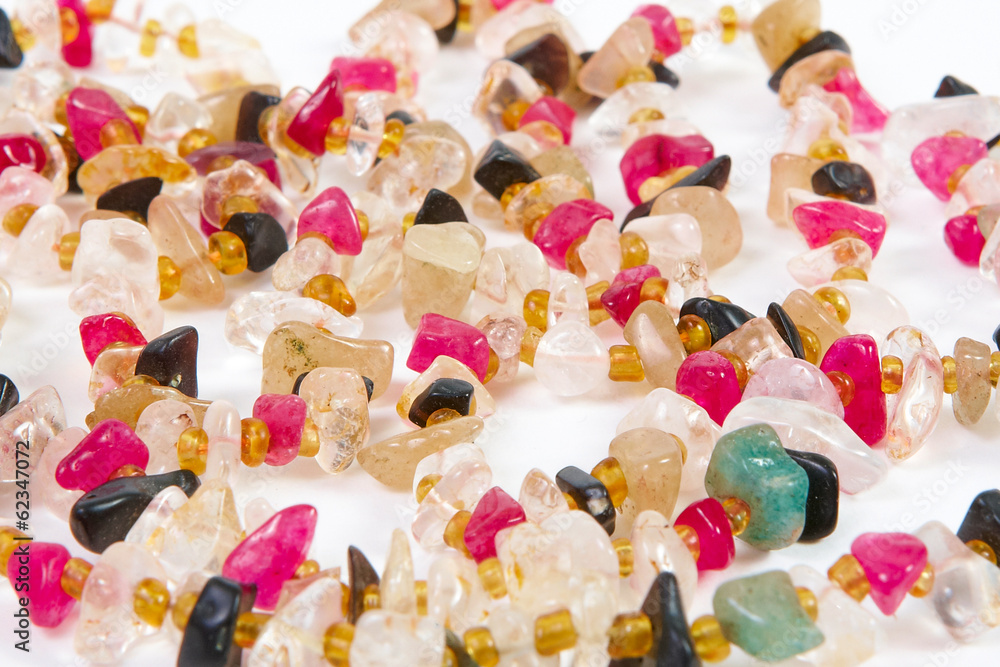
[
  {"x1": 787, "y1": 238, "x2": 873, "y2": 287},
  {"x1": 577, "y1": 218, "x2": 621, "y2": 286},
  {"x1": 248, "y1": 576, "x2": 344, "y2": 667},
  {"x1": 348, "y1": 92, "x2": 386, "y2": 176},
  {"x1": 547, "y1": 272, "x2": 588, "y2": 328},
  {"x1": 243, "y1": 497, "x2": 276, "y2": 536},
  {"x1": 471, "y1": 243, "x2": 550, "y2": 322},
  {"x1": 518, "y1": 468, "x2": 569, "y2": 524},
  {"x1": 822, "y1": 279, "x2": 909, "y2": 343},
  {"x1": 629, "y1": 510, "x2": 697, "y2": 613},
  {"x1": 135, "y1": 399, "x2": 197, "y2": 474},
  {"x1": 742, "y1": 357, "x2": 844, "y2": 419},
  {"x1": 589, "y1": 82, "x2": 679, "y2": 140},
  {"x1": 426, "y1": 553, "x2": 488, "y2": 634},
  {"x1": 533, "y1": 321, "x2": 610, "y2": 396},
  {"x1": 271, "y1": 237, "x2": 342, "y2": 292},
  {"x1": 882, "y1": 326, "x2": 944, "y2": 462},
  {"x1": 412, "y1": 458, "x2": 491, "y2": 550},
  {"x1": 225, "y1": 291, "x2": 362, "y2": 354},
  {"x1": 625, "y1": 214, "x2": 702, "y2": 278},
  {"x1": 412, "y1": 443, "x2": 487, "y2": 497},
  {"x1": 349, "y1": 611, "x2": 444, "y2": 667},
  {"x1": 203, "y1": 399, "x2": 241, "y2": 441}
]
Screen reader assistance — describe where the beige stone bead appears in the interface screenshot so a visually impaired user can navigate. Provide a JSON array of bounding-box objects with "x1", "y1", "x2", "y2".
[
  {"x1": 147, "y1": 195, "x2": 225, "y2": 305},
  {"x1": 88, "y1": 344, "x2": 143, "y2": 402},
  {"x1": 401, "y1": 222, "x2": 483, "y2": 327},
  {"x1": 649, "y1": 186, "x2": 742, "y2": 270},
  {"x1": 953, "y1": 337, "x2": 992, "y2": 426},
  {"x1": 779, "y1": 51, "x2": 855, "y2": 109},
  {"x1": 751, "y1": 0, "x2": 822, "y2": 71},
  {"x1": 711, "y1": 317, "x2": 794, "y2": 374},
  {"x1": 781, "y1": 288, "x2": 849, "y2": 360},
  {"x1": 87, "y1": 384, "x2": 210, "y2": 430},
  {"x1": 530, "y1": 146, "x2": 594, "y2": 197},
  {"x1": 198, "y1": 83, "x2": 279, "y2": 142},
  {"x1": 398, "y1": 356, "x2": 496, "y2": 423},
  {"x1": 577, "y1": 17, "x2": 655, "y2": 99},
  {"x1": 609, "y1": 428, "x2": 684, "y2": 532},
  {"x1": 623, "y1": 301, "x2": 687, "y2": 390},
  {"x1": 767, "y1": 153, "x2": 825, "y2": 226},
  {"x1": 382, "y1": 529, "x2": 418, "y2": 615}
]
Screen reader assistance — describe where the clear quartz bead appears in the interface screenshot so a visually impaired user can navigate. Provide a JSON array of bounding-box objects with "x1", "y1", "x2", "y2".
[
  {"x1": 533, "y1": 321, "x2": 610, "y2": 396},
  {"x1": 398, "y1": 356, "x2": 496, "y2": 423},
  {"x1": 427, "y1": 553, "x2": 488, "y2": 634},
  {"x1": 577, "y1": 219, "x2": 621, "y2": 286},
  {"x1": 711, "y1": 317, "x2": 794, "y2": 374},
  {"x1": 412, "y1": 458, "x2": 491, "y2": 549},
  {"x1": 477, "y1": 314, "x2": 527, "y2": 383},
  {"x1": 367, "y1": 135, "x2": 467, "y2": 211},
  {"x1": 471, "y1": 243, "x2": 550, "y2": 322},
  {"x1": 401, "y1": 222, "x2": 483, "y2": 327},
  {"x1": 298, "y1": 367, "x2": 370, "y2": 474},
  {"x1": 135, "y1": 399, "x2": 198, "y2": 473},
  {"x1": 349, "y1": 611, "x2": 444, "y2": 667},
  {"x1": 742, "y1": 357, "x2": 844, "y2": 419},
  {"x1": 271, "y1": 237, "x2": 342, "y2": 292},
  {"x1": 12, "y1": 61, "x2": 74, "y2": 123},
  {"x1": 347, "y1": 92, "x2": 386, "y2": 176},
  {"x1": 882, "y1": 326, "x2": 944, "y2": 461},
  {"x1": 341, "y1": 191, "x2": 404, "y2": 311},
  {"x1": 547, "y1": 272, "x2": 589, "y2": 328},
  {"x1": 382, "y1": 529, "x2": 418, "y2": 614},
  {"x1": 822, "y1": 279, "x2": 909, "y2": 344},
  {"x1": 125, "y1": 485, "x2": 190, "y2": 547},
  {"x1": 518, "y1": 468, "x2": 570, "y2": 524},
  {"x1": 225, "y1": 291, "x2": 363, "y2": 354},
  {"x1": 243, "y1": 497, "x2": 276, "y2": 536},
  {"x1": 248, "y1": 576, "x2": 345, "y2": 667},
  {"x1": 629, "y1": 510, "x2": 697, "y2": 613},
  {"x1": 8, "y1": 204, "x2": 69, "y2": 284},
  {"x1": 32, "y1": 426, "x2": 85, "y2": 522},
  {"x1": 589, "y1": 82, "x2": 680, "y2": 140},
  {"x1": 89, "y1": 344, "x2": 143, "y2": 402},
  {"x1": 412, "y1": 443, "x2": 488, "y2": 497},
  {"x1": 622, "y1": 214, "x2": 703, "y2": 280},
  {"x1": 146, "y1": 92, "x2": 213, "y2": 153},
  {"x1": 787, "y1": 238, "x2": 873, "y2": 287}
]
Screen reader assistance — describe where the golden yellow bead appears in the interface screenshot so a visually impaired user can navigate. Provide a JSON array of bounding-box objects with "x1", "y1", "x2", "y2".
[
  {"x1": 609, "y1": 345, "x2": 645, "y2": 383},
  {"x1": 295, "y1": 559, "x2": 321, "y2": 579},
  {"x1": 171, "y1": 591, "x2": 200, "y2": 630},
  {"x1": 0, "y1": 527, "x2": 28, "y2": 575},
  {"x1": 303, "y1": 274, "x2": 357, "y2": 317},
  {"x1": 10, "y1": 17, "x2": 36, "y2": 52},
  {"x1": 501, "y1": 100, "x2": 532, "y2": 132},
  {"x1": 298, "y1": 418, "x2": 320, "y2": 458},
  {"x1": 416, "y1": 474, "x2": 443, "y2": 504},
  {"x1": 522, "y1": 202, "x2": 554, "y2": 241},
  {"x1": 564, "y1": 235, "x2": 587, "y2": 278},
  {"x1": 323, "y1": 621, "x2": 355, "y2": 666},
  {"x1": 177, "y1": 426, "x2": 208, "y2": 476},
  {"x1": 691, "y1": 615, "x2": 730, "y2": 662},
  {"x1": 831, "y1": 266, "x2": 868, "y2": 281},
  {"x1": 813, "y1": 286, "x2": 851, "y2": 324},
  {"x1": 562, "y1": 492, "x2": 579, "y2": 510},
  {"x1": 157, "y1": 255, "x2": 182, "y2": 300},
  {"x1": 125, "y1": 105, "x2": 149, "y2": 139},
  {"x1": 356, "y1": 209, "x2": 369, "y2": 241},
  {"x1": 608, "y1": 611, "x2": 653, "y2": 659},
  {"x1": 240, "y1": 417, "x2": 270, "y2": 467},
  {"x1": 948, "y1": 164, "x2": 972, "y2": 195},
  {"x1": 523, "y1": 289, "x2": 550, "y2": 331},
  {"x1": 177, "y1": 24, "x2": 199, "y2": 58},
  {"x1": 363, "y1": 583, "x2": 381, "y2": 611},
  {"x1": 427, "y1": 408, "x2": 462, "y2": 426},
  {"x1": 177, "y1": 128, "x2": 217, "y2": 158},
  {"x1": 827, "y1": 554, "x2": 870, "y2": 602},
  {"x1": 639, "y1": 276, "x2": 669, "y2": 305},
  {"x1": 826, "y1": 370, "x2": 855, "y2": 407},
  {"x1": 444, "y1": 510, "x2": 473, "y2": 558},
  {"x1": 708, "y1": 294, "x2": 731, "y2": 303},
  {"x1": 617, "y1": 65, "x2": 656, "y2": 89},
  {"x1": 639, "y1": 165, "x2": 698, "y2": 202},
  {"x1": 796, "y1": 586, "x2": 818, "y2": 622},
  {"x1": 520, "y1": 326, "x2": 544, "y2": 366},
  {"x1": 881, "y1": 355, "x2": 904, "y2": 394},
  {"x1": 674, "y1": 523, "x2": 700, "y2": 562},
  {"x1": 613, "y1": 537, "x2": 634, "y2": 577},
  {"x1": 234, "y1": 611, "x2": 271, "y2": 649},
  {"x1": 207, "y1": 231, "x2": 248, "y2": 275},
  {"x1": 401, "y1": 211, "x2": 416, "y2": 235},
  {"x1": 619, "y1": 231, "x2": 650, "y2": 268},
  {"x1": 413, "y1": 579, "x2": 428, "y2": 616},
  {"x1": 139, "y1": 18, "x2": 162, "y2": 57},
  {"x1": 499, "y1": 182, "x2": 527, "y2": 210},
  {"x1": 324, "y1": 116, "x2": 350, "y2": 155},
  {"x1": 207, "y1": 154, "x2": 236, "y2": 173},
  {"x1": 107, "y1": 463, "x2": 145, "y2": 480},
  {"x1": 220, "y1": 194, "x2": 258, "y2": 227},
  {"x1": 60, "y1": 557, "x2": 92, "y2": 599},
  {"x1": 2, "y1": 203, "x2": 38, "y2": 237},
  {"x1": 990, "y1": 351, "x2": 1000, "y2": 387},
  {"x1": 534, "y1": 608, "x2": 577, "y2": 656},
  {"x1": 99, "y1": 117, "x2": 140, "y2": 148},
  {"x1": 721, "y1": 497, "x2": 751, "y2": 537},
  {"x1": 677, "y1": 314, "x2": 712, "y2": 354},
  {"x1": 122, "y1": 374, "x2": 160, "y2": 387},
  {"x1": 586, "y1": 281, "x2": 611, "y2": 326},
  {"x1": 133, "y1": 577, "x2": 170, "y2": 627},
  {"x1": 717, "y1": 350, "x2": 749, "y2": 391},
  {"x1": 378, "y1": 118, "x2": 406, "y2": 159},
  {"x1": 592, "y1": 457, "x2": 629, "y2": 508},
  {"x1": 798, "y1": 325, "x2": 822, "y2": 365},
  {"x1": 464, "y1": 627, "x2": 500, "y2": 667},
  {"x1": 478, "y1": 557, "x2": 508, "y2": 600},
  {"x1": 807, "y1": 137, "x2": 849, "y2": 161},
  {"x1": 675, "y1": 16, "x2": 695, "y2": 45},
  {"x1": 484, "y1": 347, "x2": 500, "y2": 384},
  {"x1": 627, "y1": 108, "x2": 665, "y2": 125},
  {"x1": 909, "y1": 563, "x2": 935, "y2": 598},
  {"x1": 966, "y1": 539, "x2": 998, "y2": 565},
  {"x1": 59, "y1": 7, "x2": 80, "y2": 45},
  {"x1": 719, "y1": 5, "x2": 738, "y2": 43},
  {"x1": 942, "y1": 355, "x2": 958, "y2": 394}
]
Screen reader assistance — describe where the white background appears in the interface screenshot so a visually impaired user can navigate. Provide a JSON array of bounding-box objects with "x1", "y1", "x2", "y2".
[{"x1": 2, "y1": 0, "x2": 1000, "y2": 665}]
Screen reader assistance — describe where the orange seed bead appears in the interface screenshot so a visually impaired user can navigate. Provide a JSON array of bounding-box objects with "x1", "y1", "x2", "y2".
[
  {"x1": 717, "y1": 350, "x2": 749, "y2": 391},
  {"x1": 234, "y1": 611, "x2": 271, "y2": 649},
  {"x1": 691, "y1": 615, "x2": 730, "y2": 662},
  {"x1": 177, "y1": 426, "x2": 209, "y2": 475},
  {"x1": 139, "y1": 19, "x2": 162, "y2": 57},
  {"x1": 607, "y1": 611, "x2": 653, "y2": 659},
  {"x1": 172, "y1": 591, "x2": 199, "y2": 630},
  {"x1": 534, "y1": 608, "x2": 577, "y2": 656},
  {"x1": 881, "y1": 355, "x2": 904, "y2": 394},
  {"x1": 444, "y1": 510, "x2": 473, "y2": 558},
  {"x1": 99, "y1": 118, "x2": 140, "y2": 148},
  {"x1": 464, "y1": 627, "x2": 500, "y2": 667},
  {"x1": 564, "y1": 235, "x2": 587, "y2": 278},
  {"x1": 826, "y1": 370, "x2": 855, "y2": 407},
  {"x1": 942, "y1": 355, "x2": 958, "y2": 394},
  {"x1": 722, "y1": 497, "x2": 751, "y2": 537},
  {"x1": 966, "y1": 539, "x2": 997, "y2": 565},
  {"x1": 677, "y1": 314, "x2": 712, "y2": 354},
  {"x1": 207, "y1": 231, "x2": 248, "y2": 275},
  {"x1": 240, "y1": 417, "x2": 270, "y2": 467},
  {"x1": 58, "y1": 231, "x2": 81, "y2": 271},
  {"x1": 619, "y1": 230, "x2": 650, "y2": 268},
  {"x1": 586, "y1": 281, "x2": 611, "y2": 326},
  {"x1": 796, "y1": 586, "x2": 818, "y2": 621},
  {"x1": 814, "y1": 286, "x2": 851, "y2": 324},
  {"x1": 591, "y1": 457, "x2": 628, "y2": 508},
  {"x1": 639, "y1": 276, "x2": 669, "y2": 304},
  {"x1": 478, "y1": 557, "x2": 508, "y2": 599},
  {"x1": 2, "y1": 203, "x2": 37, "y2": 236},
  {"x1": 177, "y1": 128, "x2": 217, "y2": 158},
  {"x1": 133, "y1": 577, "x2": 170, "y2": 627},
  {"x1": 60, "y1": 557, "x2": 92, "y2": 599},
  {"x1": 523, "y1": 289, "x2": 550, "y2": 331},
  {"x1": 303, "y1": 274, "x2": 357, "y2": 317},
  {"x1": 416, "y1": 474, "x2": 442, "y2": 504},
  {"x1": 674, "y1": 523, "x2": 700, "y2": 562},
  {"x1": 501, "y1": 100, "x2": 531, "y2": 131},
  {"x1": 909, "y1": 563, "x2": 935, "y2": 598},
  {"x1": 827, "y1": 554, "x2": 870, "y2": 602},
  {"x1": 177, "y1": 24, "x2": 199, "y2": 58},
  {"x1": 798, "y1": 325, "x2": 822, "y2": 364},
  {"x1": 520, "y1": 326, "x2": 544, "y2": 366},
  {"x1": 157, "y1": 255, "x2": 182, "y2": 300},
  {"x1": 831, "y1": 266, "x2": 868, "y2": 281},
  {"x1": 613, "y1": 537, "x2": 634, "y2": 577},
  {"x1": 609, "y1": 344, "x2": 645, "y2": 382}
]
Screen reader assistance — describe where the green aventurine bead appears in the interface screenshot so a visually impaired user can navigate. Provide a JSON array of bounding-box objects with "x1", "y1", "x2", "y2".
[
  {"x1": 704, "y1": 423, "x2": 808, "y2": 550},
  {"x1": 713, "y1": 570, "x2": 824, "y2": 662}
]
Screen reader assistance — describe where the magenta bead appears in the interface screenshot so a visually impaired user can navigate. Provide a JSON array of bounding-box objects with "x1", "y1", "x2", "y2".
[
  {"x1": 55, "y1": 419, "x2": 149, "y2": 492},
  {"x1": 6, "y1": 542, "x2": 75, "y2": 628},
  {"x1": 819, "y1": 334, "x2": 886, "y2": 446},
  {"x1": 532, "y1": 199, "x2": 614, "y2": 269},
  {"x1": 58, "y1": 0, "x2": 93, "y2": 68},
  {"x1": 944, "y1": 214, "x2": 986, "y2": 266},
  {"x1": 463, "y1": 487, "x2": 526, "y2": 563},
  {"x1": 79, "y1": 312, "x2": 147, "y2": 366},
  {"x1": 632, "y1": 4, "x2": 683, "y2": 58},
  {"x1": 674, "y1": 498, "x2": 735, "y2": 571},
  {"x1": 331, "y1": 57, "x2": 397, "y2": 93},
  {"x1": 253, "y1": 394, "x2": 307, "y2": 466},
  {"x1": 519, "y1": 97, "x2": 576, "y2": 144},
  {"x1": 222, "y1": 504, "x2": 318, "y2": 611},
  {"x1": 286, "y1": 70, "x2": 344, "y2": 156},
  {"x1": 296, "y1": 186, "x2": 363, "y2": 255},
  {"x1": 821, "y1": 68, "x2": 889, "y2": 134},
  {"x1": 0, "y1": 134, "x2": 48, "y2": 174},
  {"x1": 791, "y1": 200, "x2": 887, "y2": 256},
  {"x1": 911, "y1": 135, "x2": 989, "y2": 202},
  {"x1": 65, "y1": 87, "x2": 139, "y2": 161},
  {"x1": 620, "y1": 134, "x2": 714, "y2": 206},
  {"x1": 851, "y1": 532, "x2": 927, "y2": 615},
  {"x1": 600, "y1": 280, "x2": 643, "y2": 328},
  {"x1": 407, "y1": 314, "x2": 491, "y2": 381},
  {"x1": 675, "y1": 350, "x2": 742, "y2": 425},
  {"x1": 613, "y1": 264, "x2": 661, "y2": 284}
]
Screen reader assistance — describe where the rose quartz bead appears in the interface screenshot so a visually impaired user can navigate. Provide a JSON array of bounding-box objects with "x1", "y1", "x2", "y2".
[
  {"x1": 79, "y1": 312, "x2": 147, "y2": 366},
  {"x1": 851, "y1": 532, "x2": 928, "y2": 615},
  {"x1": 331, "y1": 57, "x2": 397, "y2": 93},
  {"x1": 7, "y1": 542, "x2": 75, "y2": 627},
  {"x1": 620, "y1": 134, "x2": 714, "y2": 205},
  {"x1": 55, "y1": 419, "x2": 149, "y2": 492},
  {"x1": 0, "y1": 136, "x2": 47, "y2": 175},
  {"x1": 287, "y1": 69, "x2": 344, "y2": 156},
  {"x1": 822, "y1": 68, "x2": 888, "y2": 134},
  {"x1": 743, "y1": 357, "x2": 844, "y2": 419},
  {"x1": 297, "y1": 186, "x2": 363, "y2": 255},
  {"x1": 532, "y1": 199, "x2": 613, "y2": 269},
  {"x1": 464, "y1": 487, "x2": 526, "y2": 563},
  {"x1": 911, "y1": 135, "x2": 988, "y2": 202},
  {"x1": 675, "y1": 350, "x2": 742, "y2": 425},
  {"x1": 519, "y1": 97, "x2": 575, "y2": 144},
  {"x1": 58, "y1": 0, "x2": 93, "y2": 67},
  {"x1": 820, "y1": 334, "x2": 886, "y2": 446},
  {"x1": 407, "y1": 313, "x2": 490, "y2": 381},
  {"x1": 792, "y1": 200, "x2": 887, "y2": 256},
  {"x1": 600, "y1": 279, "x2": 643, "y2": 328},
  {"x1": 944, "y1": 214, "x2": 986, "y2": 266},
  {"x1": 65, "y1": 87, "x2": 139, "y2": 161},
  {"x1": 632, "y1": 4, "x2": 682, "y2": 57},
  {"x1": 253, "y1": 394, "x2": 307, "y2": 466},
  {"x1": 674, "y1": 498, "x2": 734, "y2": 571},
  {"x1": 222, "y1": 504, "x2": 318, "y2": 611}
]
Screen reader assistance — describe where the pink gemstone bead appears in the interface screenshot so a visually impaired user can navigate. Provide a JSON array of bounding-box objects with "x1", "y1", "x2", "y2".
[
  {"x1": 519, "y1": 97, "x2": 576, "y2": 144},
  {"x1": 632, "y1": 4, "x2": 683, "y2": 58},
  {"x1": 222, "y1": 504, "x2": 318, "y2": 611},
  {"x1": 297, "y1": 186, "x2": 363, "y2": 255},
  {"x1": 65, "y1": 87, "x2": 140, "y2": 161},
  {"x1": 620, "y1": 134, "x2": 714, "y2": 205},
  {"x1": 851, "y1": 532, "x2": 928, "y2": 615},
  {"x1": 79, "y1": 312, "x2": 147, "y2": 366},
  {"x1": 493, "y1": 0, "x2": 551, "y2": 9},
  {"x1": 791, "y1": 200, "x2": 887, "y2": 256},
  {"x1": 674, "y1": 498, "x2": 735, "y2": 571},
  {"x1": 0, "y1": 135, "x2": 48, "y2": 174},
  {"x1": 331, "y1": 57, "x2": 397, "y2": 93},
  {"x1": 407, "y1": 313, "x2": 492, "y2": 381},
  {"x1": 6, "y1": 542, "x2": 75, "y2": 628},
  {"x1": 911, "y1": 135, "x2": 989, "y2": 202},
  {"x1": 614, "y1": 264, "x2": 661, "y2": 284},
  {"x1": 601, "y1": 280, "x2": 643, "y2": 328},
  {"x1": 675, "y1": 350, "x2": 742, "y2": 425},
  {"x1": 533, "y1": 199, "x2": 614, "y2": 270},
  {"x1": 822, "y1": 68, "x2": 889, "y2": 134},
  {"x1": 463, "y1": 487, "x2": 526, "y2": 563},
  {"x1": 253, "y1": 394, "x2": 307, "y2": 466},
  {"x1": 286, "y1": 69, "x2": 344, "y2": 156},
  {"x1": 58, "y1": 0, "x2": 93, "y2": 68},
  {"x1": 944, "y1": 214, "x2": 986, "y2": 266},
  {"x1": 55, "y1": 419, "x2": 149, "y2": 492},
  {"x1": 819, "y1": 334, "x2": 886, "y2": 446}
]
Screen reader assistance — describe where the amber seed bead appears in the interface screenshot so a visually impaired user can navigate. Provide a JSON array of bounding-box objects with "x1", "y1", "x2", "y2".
[
  {"x1": 298, "y1": 418, "x2": 321, "y2": 458},
  {"x1": 722, "y1": 497, "x2": 751, "y2": 537},
  {"x1": 881, "y1": 355, "x2": 904, "y2": 394},
  {"x1": 177, "y1": 24, "x2": 199, "y2": 58},
  {"x1": 59, "y1": 7, "x2": 80, "y2": 44},
  {"x1": 60, "y1": 557, "x2": 92, "y2": 599},
  {"x1": 234, "y1": 611, "x2": 271, "y2": 649},
  {"x1": 523, "y1": 290, "x2": 550, "y2": 331},
  {"x1": 362, "y1": 583, "x2": 381, "y2": 611},
  {"x1": 415, "y1": 474, "x2": 442, "y2": 504},
  {"x1": 483, "y1": 348, "x2": 500, "y2": 384},
  {"x1": 323, "y1": 621, "x2": 355, "y2": 666},
  {"x1": 123, "y1": 374, "x2": 159, "y2": 387},
  {"x1": 966, "y1": 539, "x2": 997, "y2": 565},
  {"x1": 619, "y1": 230, "x2": 650, "y2": 268},
  {"x1": 11, "y1": 17, "x2": 35, "y2": 52},
  {"x1": 942, "y1": 356, "x2": 958, "y2": 394},
  {"x1": 562, "y1": 492, "x2": 579, "y2": 510},
  {"x1": 478, "y1": 558, "x2": 507, "y2": 599},
  {"x1": 613, "y1": 537, "x2": 634, "y2": 577},
  {"x1": 2, "y1": 203, "x2": 38, "y2": 236},
  {"x1": 0, "y1": 527, "x2": 28, "y2": 574},
  {"x1": 499, "y1": 182, "x2": 527, "y2": 211},
  {"x1": 172, "y1": 591, "x2": 199, "y2": 630},
  {"x1": 58, "y1": 231, "x2": 81, "y2": 271},
  {"x1": 501, "y1": 100, "x2": 531, "y2": 132},
  {"x1": 609, "y1": 345, "x2": 645, "y2": 382},
  {"x1": 378, "y1": 118, "x2": 406, "y2": 159},
  {"x1": 443, "y1": 510, "x2": 473, "y2": 557},
  {"x1": 677, "y1": 314, "x2": 712, "y2": 354},
  {"x1": 125, "y1": 105, "x2": 150, "y2": 138},
  {"x1": 240, "y1": 417, "x2": 270, "y2": 467},
  {"x1": 798, "y1": 325, "x2": 822, "y2": 365},
  {"x1": 133, "y1": 577, "x2": 170, "y2": 627},
  {"x1": 139, "y1": 18, "x2": 162, "y2": 57},
  {"x1": 948, "y1": 164, "x2": 972, "y2": 195},
  {"x1": 208, "y1": 231, "x2": 249, "y2": 275},
  {"x1": 674, "y1": 523, "x2": 701, "y2": 562},
  {"x1": 807, "y1": 137, "x2": 849, "y2": 161},
  {"x1": 717, "y1": 351, "x2": 749, "y2": 391},
  {"x1": 676, "y1": 16, "x2": 694, "y2": 45},
  {"x1": 295, "y1": 559, "x2": 320, "y2": 579},
  {"x1": 909, "y1": 563, "x2": 935, "y2": 598},
  {"x1": 719, "y1": 5, "x2": 738, "y2": 43},
  {"x1": 608, "y1": 611, "x2": 653, "y2": 659},
  {"x1": 325, "y1": 116, "x2": 350, "y2": 155},
  {"x1": 591, "y1": 457, "x2": 629, "y2": 508},
  {"x1": 990, "y1": 351, "x2": 1000, "y2": 387},
  {"x1": 177, "y1": 128, "x2": 217, "y2": 158},
  {"x1": 617, "y1": 65, "x2": 656, "y2": 88},
  {"x1": 586, "y1": 282, "x2": 611, "y2": 326},
  {"x1": 796, "y1": 587, "x2": 818, "y2": 622},
  {"x1": 535, "y1": 608, "x2": 577, "y2": 656},
  {"x1": 157, "y1": 255, "x2": 182, "y2": 300},
  {"x1": 220, "y1": 194, "x2": 259, "y2": 227},
  {"x1": 442, "y1": 647, "x2": 459, "y2": 667},
  {"x1": 831, "y1": 266, "x2": 868, "y2": 281},
  {"x1": 828, "y1": 554, "x2": 871, "y2": 602},
  {"x1": 520, "y1": 326, "x2": 544, "y2": 366},
  {"x1": 564, "y1": 235, "x2": 587, "y2": 278},
  {"x1": 691, "y1": 615, "x2": 730, "y2": 662},
  {"x1": 628, "y1": 108, "x2": 665, "y2": 125},
  {"x1": 356, "y1": 210, "x2": 369, "y2": 241},
  {"x1": 177, "y1": 426, "x2": 209, "y2": 476},
  {"x1": 464, "y1": 627, "x2": 500, "y2": 667},
  {"x1": 826, "y1": 370, "x2": 855, "y2": 407},
  {"x1": 813, "y1": 286, "x2": 851, "y2": 324},
  {"x1": 639, "y1": 276, "x2": 669, "y2": 305},
  {"x1": 100, "y1": 117, "x2": 140, "y2": 148},
  {"x1": 107, "y1": 463, "x2": 145, "y2": 480},
  {"x1": 303, "y1": 274, "x2": 358, "y2": 317}
]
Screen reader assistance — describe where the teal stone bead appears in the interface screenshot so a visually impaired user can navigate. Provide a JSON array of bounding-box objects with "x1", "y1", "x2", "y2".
[
  {"x1": 704, "y1": 423, "x2": 808, "y2": 550},
  {"x1": 713, "y1": 570, "x2": 824, "y2": 662}
]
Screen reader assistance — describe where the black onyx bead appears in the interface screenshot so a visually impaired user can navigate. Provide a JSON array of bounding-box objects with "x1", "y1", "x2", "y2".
[
  {"x1": 386, "y1": 110, "x2": 416, "y2": 126},
  {"x1": 957, "y1": 490, "x2": 1000, "y2": 559},
  {"x1": 224, "y1": 212, "x2": 289, "y2": 272},
  {"x1": 787, "y1": 450, "x2": 839, "y2": 542},
  {"x1": 767, "y1": 31, "x2": 851, "y2": 92},
  {"x1": 414, "y1": 188, "x2": 468, "y2": 225},
  {"x1": 621, "y1": 199, "x2": 655, "y2": 229},
  {"x1": 579, "y1": 50, "x2": 595, "y2": 64},
  {"x1": 235, "y1": 91, "x2": 282, "y2": 144},
  {"x1": 177, "y1": 576, "x2": 256, "y2": 667},
  {"x1": 136, "y1": 325, "x2": 199, "y2": 397},
  {"x1": 292, "y1": 371, "x2": 311, "y2": 395},
  {"x1": 649, "y1": 61, "x2": 680, "y2": 88},
  {"x1": 435, "y1": 0, "x2": 460, "y2": 43},
  {"x1": 0, "y1": 374, "x2": 18, "y2": 416},
  {"x1": 348, "y1": 546, "x2": 380, "y2": 623},
  {"x1": 555, "y1": 466, "x2": 615, "y2": 535},
  {"x1": 935, "y1": 75, "x2": 978, "y2": 98},
  {"x1": 362, "y1": 376, "x2": 375, "y2": 401},
  {"x1": 670, "y1": 156, "x2": 731, "y2": 192},
  {"x1": 445, "y1": 629, "x2": 479, "y2": 667},
  {"x1": 0, "y1": 9, "x2": 23, "y2": 69},
  {"x1": 60, "y1": 134, "x2": 83, "y2": 194},
  {"x1": 641, "y1": 571, "x2": 700, "y2": 667},
  {"x1": 408, "y1": 378, "x2": 475, "y2": 427},
  {"x1": 992, "y1": 322, "x2": 999, "y2": 350},
  {"x1": 679, "y1": 298, "x2": 754, "y2": 344},
  {"x1": 989, "y1": 134, "x2": 1000, "y2": 151},
  {"x1": 474, "y1": 140, "x2": 541, "y2": 201},
  {"x1": 811, "y1": 162, "x2": 876, "y2": 205},
  {"x1": 95, "y1": 177, "x2": 163, "y2": 220},
  {"x1": 70, "y1": 470, "x2": 200, "y2": 553},
  {"x1": 506, "y1": 33, "x2": 572, "y2": 96},
  {"x1": 766, "y1": 303, "x2": 806, "y2": 360}
]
